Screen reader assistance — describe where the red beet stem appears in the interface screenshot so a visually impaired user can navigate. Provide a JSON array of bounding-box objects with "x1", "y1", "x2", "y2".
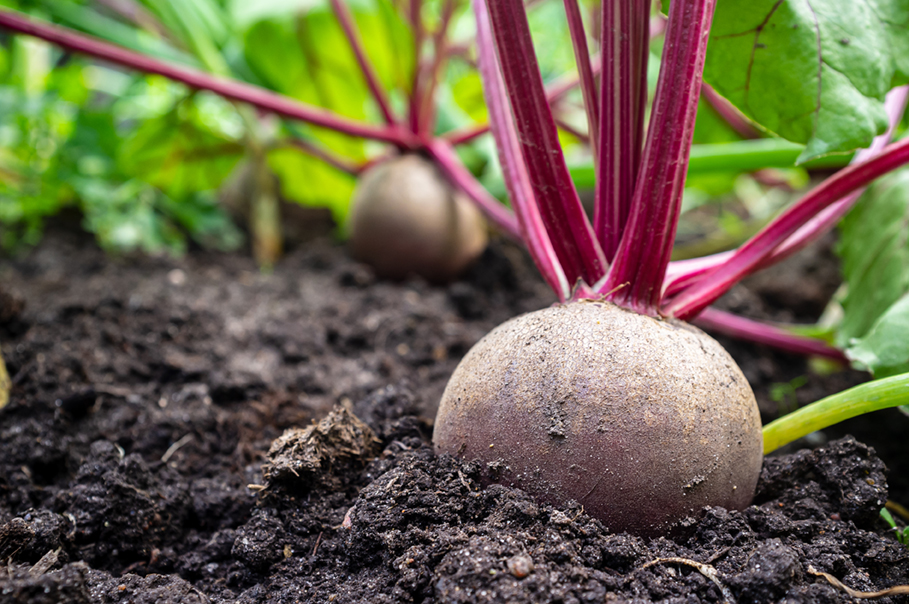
[
  {"x1": 601, "y1": 0, "x2": 715, "y2": 314},
  {"x1": 484, "y1": 0, "x2": 606, "y2": 286}
]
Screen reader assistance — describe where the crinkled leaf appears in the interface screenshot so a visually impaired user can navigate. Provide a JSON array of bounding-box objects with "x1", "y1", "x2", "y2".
[
  {"x1": 848, "y1": 293, "x2": 909, "y2": 377},
  {"x1": 706, "y1": 0, "x2": 909, "y2": 162},
  {"x1": 836, "y1": 169, "x2": 909, "y2": 347}
]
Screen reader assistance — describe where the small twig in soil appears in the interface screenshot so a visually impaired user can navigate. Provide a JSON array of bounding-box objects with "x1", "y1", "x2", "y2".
[
  {"x1": 161, "y1": 434, "x2": 194, "y2": 463},
  {"x1": 93, "y1": 384, "x2": 137, "y2": 398},
  {"x1": 311, "y1": 532, "x2": 324, "y2": 557},
  {"x1": 28, "y1": 548, "x2": 60, "y2": 577},
  {"x1": 808, "y1": 566, "x2": 909, "y2": 599},
  {"x1": 457, "y1": 469, "x2": 473, "y2": 492},
  {"x1": 705, "y1": 546, "x2": 731, "y2": 564},
  {"x1": 10, "y1": 362, "x2": 30, "y2": 386},
  {"x1": 637, "y1": 557, "x2": 735, "y2": 604},
  {"x1": 190, "y1": 586, "x2": 211, "y2": 603}
]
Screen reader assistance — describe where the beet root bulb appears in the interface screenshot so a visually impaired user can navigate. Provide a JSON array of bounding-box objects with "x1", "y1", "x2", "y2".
[
  {"x1": 347, "y1": 155, "x2": 487, "y2": 282},
  {"x1": 434, "y1": 301, "x2": 763, "y2": 537}
]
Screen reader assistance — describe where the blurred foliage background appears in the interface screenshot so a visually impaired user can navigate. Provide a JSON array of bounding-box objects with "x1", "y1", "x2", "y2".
[
  {"x1": 0, "y1": 0, "x2": 799, "y2": 261},
  {"x1": 0, "y1": 0, "x2": 901, "y2": 276},
  {"x1": 0, "y1": 0, "x2": 418, "y2": 257}
]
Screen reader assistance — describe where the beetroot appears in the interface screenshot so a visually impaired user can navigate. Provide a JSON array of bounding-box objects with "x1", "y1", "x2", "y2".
[
  {"x1": 430, "y1": 0, "x2": 909, "y2": 539},
  {"x1": 434, "y1": 301, "x2": 762, "y2": 536},
  {"x1": 9, "y1": 0, "x2": 904, "y2": 542},
  {"x1": 347, "y1": 155, "x2": 488, "y2": 282}
]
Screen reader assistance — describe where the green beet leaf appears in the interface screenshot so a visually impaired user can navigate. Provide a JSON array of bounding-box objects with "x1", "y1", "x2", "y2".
[
  {"x1": 837, "y1": 169, "x2": 909, "y2": 376},
  {"x1": 848, "y1": 293, "x2": 909, "y2": 377},
  {"x1": 837, "y1": 169, "x2": 909, "y2": 347},
  {"x1": 705, "y1": 0, "x2": 909, "y2": 162}
]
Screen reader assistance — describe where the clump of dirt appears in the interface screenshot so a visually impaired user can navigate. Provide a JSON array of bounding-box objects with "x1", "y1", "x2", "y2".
[
  {"x1": 1, "y1": 225, "x2": 908, "y2": 602},
  {"x1": 262, "y1": 405, "x2": 381, "y2": 492}
]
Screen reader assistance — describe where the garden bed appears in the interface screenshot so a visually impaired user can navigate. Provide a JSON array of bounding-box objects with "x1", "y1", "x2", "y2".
[{"x1": 2, "y1": 223, "x2": 909, "y2": 603}]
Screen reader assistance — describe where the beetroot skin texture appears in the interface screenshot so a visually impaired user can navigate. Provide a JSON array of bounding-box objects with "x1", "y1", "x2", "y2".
[
  {"x1": 347, "y1": 155, "x2": 488, "y2": 282},
  {"x1": 434, "y1": 301, "x2": 763, "y2": 537}
]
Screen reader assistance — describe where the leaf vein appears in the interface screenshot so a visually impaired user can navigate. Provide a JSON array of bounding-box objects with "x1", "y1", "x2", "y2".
[{"x1": 803, "y1": 0, "x2": 823, "y2": 144}]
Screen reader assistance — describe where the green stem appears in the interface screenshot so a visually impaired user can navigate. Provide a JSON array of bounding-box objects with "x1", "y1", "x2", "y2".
[
  {"x1": 564, "y1": 139, "x2": 851, "y2": 191},
  {"x1": 687, "y1": 139, "x2": 849, "y2": 173},
  {"x1": 762, "y1": 373, "x2": 909, "y2": 454}
]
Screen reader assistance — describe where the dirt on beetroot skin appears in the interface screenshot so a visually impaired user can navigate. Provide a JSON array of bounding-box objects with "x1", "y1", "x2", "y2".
[{"x1": 1, "y1": 224, "x2": 909, "y2": 603}]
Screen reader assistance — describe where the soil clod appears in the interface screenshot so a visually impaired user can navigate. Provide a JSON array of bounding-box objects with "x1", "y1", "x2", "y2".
[{"x1": 262, "y1": 405, "x2": 381, "y2": 492}]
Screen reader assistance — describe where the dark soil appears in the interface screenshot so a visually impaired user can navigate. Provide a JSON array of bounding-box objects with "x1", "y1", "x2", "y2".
[{"x1": 2, "y1": 224, "x2": 909, "y2": 603}]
